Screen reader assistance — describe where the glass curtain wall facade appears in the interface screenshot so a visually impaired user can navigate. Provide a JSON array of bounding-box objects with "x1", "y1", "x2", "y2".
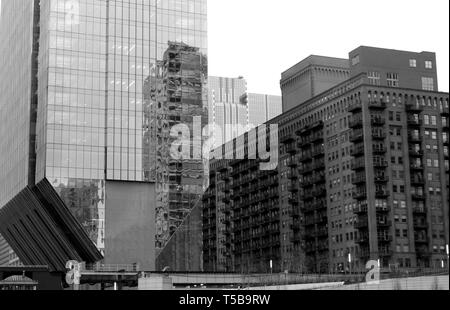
[
  {"x1": 0, "y1": 0, "x2": 40, "y2": 266},
  {"x1": 27, "y1": 0, "x2": 207, "y2": 258}
]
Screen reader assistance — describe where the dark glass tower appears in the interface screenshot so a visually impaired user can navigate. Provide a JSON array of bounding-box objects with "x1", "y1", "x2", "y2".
[{"x1": 0, "y1": 0, "x2": 207, "y2": 270}]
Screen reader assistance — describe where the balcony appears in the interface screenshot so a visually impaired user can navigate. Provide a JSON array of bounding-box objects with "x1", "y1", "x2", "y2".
[
  {"x1": 413, "y1": 207, "x2": 427, "y2": 215},
  {"x1": 373, "y1": 160, "x2": 388, "y2": 168},
  {"x1": 374, "y1": 175, "x2": 389, "y2": 183},
  {"x1": 313, "y1": 201, "x2": 327, "y2": 211},
  {"x1": 372, "y1": 132, "x2": 386, "y2": 140},
  {"x1": 287, "y1": 160, "x2": 298, "y2": 168},
  {"x1": 349, "y1": 118, "x2": 363, "y2": 129},
  {"x1": 378, "y1": 235, "x2": 392, "y2": 243},
  {"x1": 355, "y1": 218, "x2": 369, "y2": 229},
  {"x1": 300, "y1": 165, "x2": 313, "y2": 174},
  {"x1": 352, "y1": 175, "x2": 366, "y2": 185},
  {"x1": 288, "y1": 197, "x2": 299, "y2": 205},
  {"x1": 286, "y1": 144, "x2": 297, "y2": 154},
  {"x1": 376, "y1": 205, "x2": 390, "y2": 213},
  {"x1": 410, "y1": 164, "x2": 424, "y2": 171},
  {"x1": 312, "y1": 148, "x2": 325, "y2": 158},
  {"x1": 441, "y1": 107, "x2": 450, "y2": 116},
  {"x1": 354, "y1": 204, "x2": 368, "y2": 214},
  {"x1": 414, "y1": 236, "x2": 428, "y2": 244},
  {"x1": 288, "y1": 185, "x2": 298, "y2": 193},
  {"x1": 377, "y1": 219, "x2": 391, "y2": 228},
  {"x1": 300, "y1": 153, "x2": 313, "y2": 163},
  {"x1": 350, "y1": 131, "x2": 364, "y2": 143},
  {"x1": 357, "y1": 235, "x2": 370, "y2": 244},
  {"x1": 313, "y1": 188, "x2": 327, "y2": 197},
  {"x1": 313, "y1": 161, "x2": 325, "y2": 171},
  {"x1": 375, "y1": 190, "x2": 390, "y2": 198},
  {"x1": 411, "y1": 193, "x2": 426, "y2": 201},
  {"x1": 407, "y1": 118, "x2": 422, "y2": 127},
  {"x1": 378, "y1": 247, "x2": 393, "y2": 257},
  {"x1": 348, "y1": 101, "x2": 363, "y2": 112},
  {"x1": 368, "y1": 101, "x2": 387, "y2": 110},
  {"x1": 351, "y1": 160, "x2": 365, "y2": 171},
  {"x1": 287, "y1": 172, "x2": 298, "y2": 181},
  {"x1": 372, "y1": 146, "x2": 387, "y2": 154},
  {"x1": 311, "y1": 121, "x2": 325, "y2": 130},
  {"x1": 311, "y1": 132, "x2": 324, "y2": 143},
  {"x1": 410, "y1": 177, "x2": 425, "y2": 185},
  {"x1": 409, "y1": 149, "x2": 424, "y2": 157},
  {"x1": 353, "y1": 190, "x2": 367, "y2": 200},
  {"x1": 280, "y1": 134, "x2": 295, "y2": 144},
  {"x1": 351, "y1": 145, "x2": 365, "y2": 157},
  {"x1": 413, "y1": 222, "x2": 428, "y2": 230},
  {"x1": 312, "y1": 174, "x2": 326, "y2": 184},
  {"x1": 405, "y1": 104, "x2": 423, "y2": 113},
  {"x1": 371, "y1": 118, "x2": 386, "y2": 127},
  {"x1": 408, "y1": 134, "x2": 421, "y2": 143}
]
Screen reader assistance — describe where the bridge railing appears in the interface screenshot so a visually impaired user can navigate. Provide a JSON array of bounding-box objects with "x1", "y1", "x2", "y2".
[{"x1": 82, "y1": 263, "x2": 140, "y2": 273}]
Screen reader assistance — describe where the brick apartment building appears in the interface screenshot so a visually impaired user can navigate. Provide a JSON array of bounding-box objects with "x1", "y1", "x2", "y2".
[{"x1": 203, "y1": 46, "x2": 449, "y2": 274}]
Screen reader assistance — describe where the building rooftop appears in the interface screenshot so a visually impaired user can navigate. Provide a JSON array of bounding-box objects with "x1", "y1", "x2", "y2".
[{"x1": 281, "y1": 55, "x2": 349, "y2": 81}]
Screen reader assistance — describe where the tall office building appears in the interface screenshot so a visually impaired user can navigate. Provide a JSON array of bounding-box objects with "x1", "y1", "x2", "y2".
[
  {"x1": 280, "y1": 55, "x2": 350, "y2": 112},
  {"x1": 242, "y1": 93, "x2": 282, "y2": 127},
  {"x1": 208, "y1": 76, "x2": 248, "y2": 148},
  {"x1": 0, "y1": 0, "x2": 207, "y2": 271},
  {"x1": 204, "y1": 46, "x2": 449, "y2": 274}
]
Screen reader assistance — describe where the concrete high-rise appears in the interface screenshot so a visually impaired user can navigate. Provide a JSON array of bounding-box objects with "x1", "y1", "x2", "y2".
[{"x1": 0, "y1": 0, "x2": 207, "y2": 271}]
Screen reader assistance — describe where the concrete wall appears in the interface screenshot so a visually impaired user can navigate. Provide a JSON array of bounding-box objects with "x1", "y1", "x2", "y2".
[
  {"x1": 105, "y1": 181, "x2": 156, "y2": 271},
  {"x1": 319, "y1": 275, "x2": 449, "y2": 290}
]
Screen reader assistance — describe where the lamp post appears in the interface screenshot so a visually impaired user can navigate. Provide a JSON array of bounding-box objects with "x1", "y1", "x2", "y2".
[
  {"x1": 446, "y1": 244, "x2": 449, "y2": 273},
  {"x1": 348, "y1": 253, "x2": 353, "y2": 277}
]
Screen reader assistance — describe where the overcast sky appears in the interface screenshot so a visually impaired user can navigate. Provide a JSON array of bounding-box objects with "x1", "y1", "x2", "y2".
[
  {"x1": 1, "y1": 0, "x2": 448, "y2": 95},
  {"x1": 209, "y1": 0, "x2": 449, "y2": 95}
]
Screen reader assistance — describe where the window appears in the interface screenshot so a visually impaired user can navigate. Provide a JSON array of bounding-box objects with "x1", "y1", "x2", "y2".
[
  {"x1": 431, "y1": 116, "x2": 437, "y2": 126},
  {"x1": 422, "y1": 77, "x2": 434, "y2": 91},
  {"x1": 409, "y1": 59, "x2": 417, "y2": 67},
  {"x1": 387, "y1": 73, "x2": 399, "y2": 87},
  {"x1": 352, "y1": 55, "x2": 360, "y2": 66},
  {"x1": 425, "y1": 61, "x2": 433, "y2": 69},
  {"x1": 368, "y1": 71, "x2": 381, "y2": 85}
]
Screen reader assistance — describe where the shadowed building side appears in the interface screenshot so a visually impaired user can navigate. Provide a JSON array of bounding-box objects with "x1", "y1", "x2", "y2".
[{"x1": 156, "y1": 202, "x2": 203, "y2": 272}]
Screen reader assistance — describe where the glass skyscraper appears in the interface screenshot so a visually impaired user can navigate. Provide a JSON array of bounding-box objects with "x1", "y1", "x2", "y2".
[{"x1": 0, "y1": 0, "x2": 207, "y2": 268}]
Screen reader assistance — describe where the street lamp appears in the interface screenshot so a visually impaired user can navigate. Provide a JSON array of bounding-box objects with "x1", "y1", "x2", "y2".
[
  {"x1": 348, "y1": 253, "x2": 352, "y2": 276},
  {"x1": 446, "y1": 244, "x2": 449, "y2": 272}
]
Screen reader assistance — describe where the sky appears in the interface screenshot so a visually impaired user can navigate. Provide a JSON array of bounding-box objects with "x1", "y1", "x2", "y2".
[
  {"x1": 1, "y1": 0, "x2": 448, "y2": 95},
  {"x1": 208, "y1": 0, "x2": 450, "y2": 95}
]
